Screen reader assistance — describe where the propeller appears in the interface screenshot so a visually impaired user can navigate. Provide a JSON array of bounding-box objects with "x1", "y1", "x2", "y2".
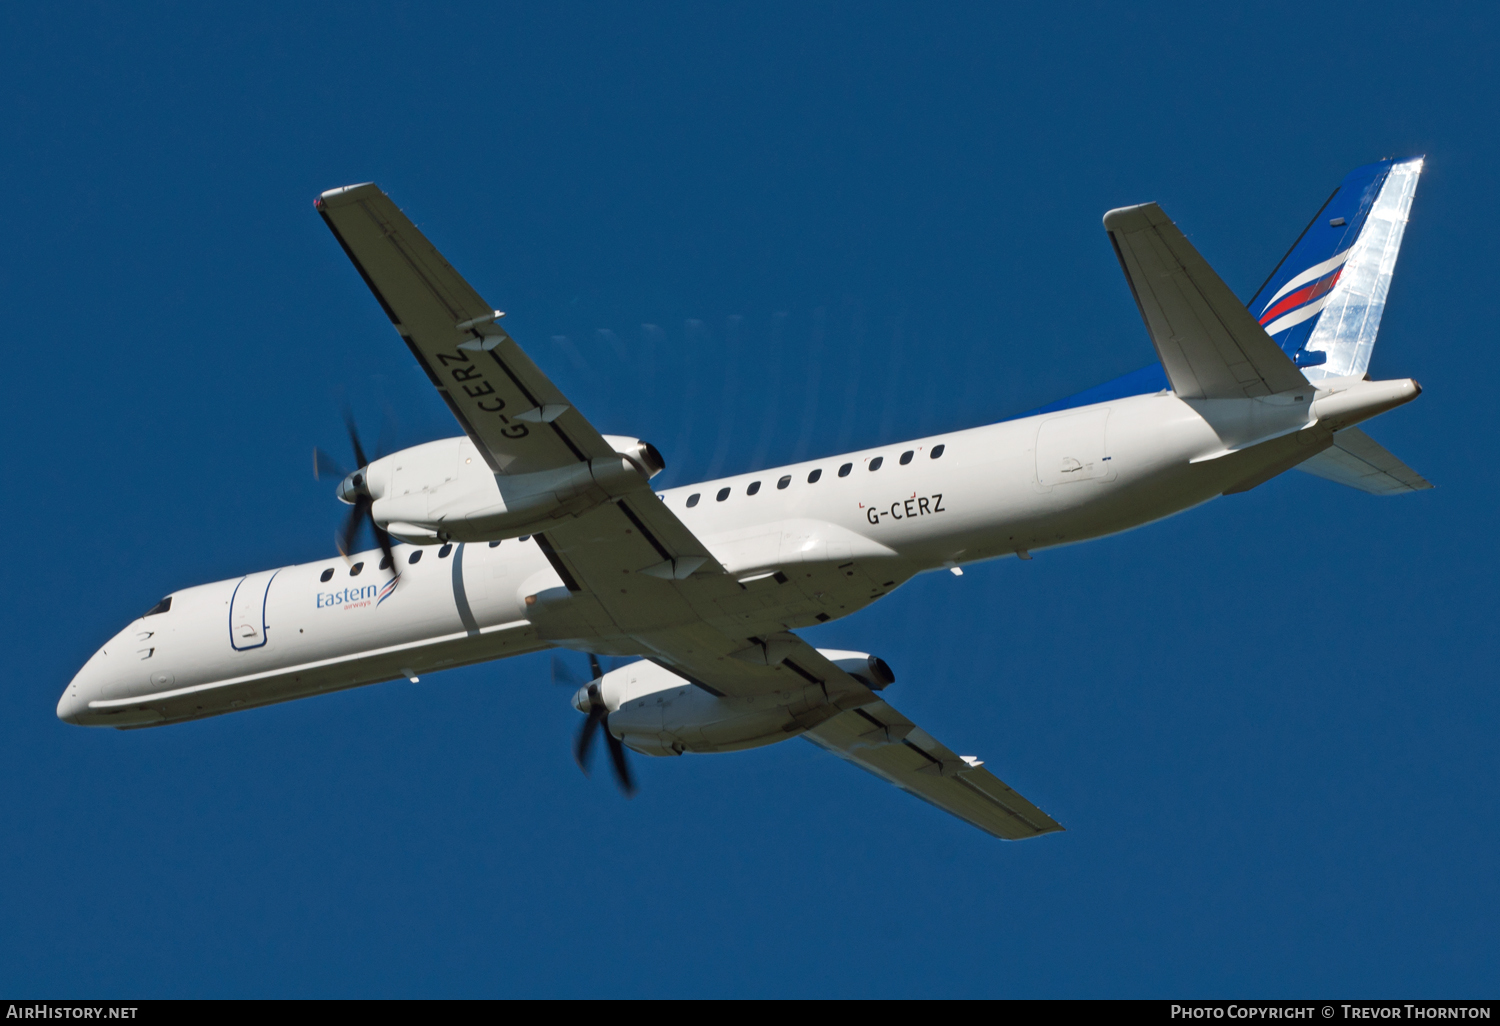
[
  {"x1": 314, "y1": 412, "x2": 397, "y2": 580},
  {"x1": 569, "y1": 653, "x2": 636, "y2": 797}
]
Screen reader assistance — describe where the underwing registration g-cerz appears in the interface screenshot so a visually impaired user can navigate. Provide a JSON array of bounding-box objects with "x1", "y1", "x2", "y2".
[{"x1": 60, "y1": 158, "x2": 1431, "y2": 840}]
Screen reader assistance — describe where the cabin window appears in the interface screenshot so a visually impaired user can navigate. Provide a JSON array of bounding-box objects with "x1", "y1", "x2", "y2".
[
  {"x1": 143, "y1": 596, "x2": 172, "y2": 617},
  {"x1": 489, "y1": 540, "x2": 501, "y2": 548},
  {"x1": 408, "y1": 550, "x2": 422, "y2": 565},
  {"x1": 350, "y1": 562, "x2": 364, "y2": 576},
  {"x1": 807, "y1": 469, "x2": 822, "y2": 483},
  {"x1": 869, "y1": 457, "x2": 884, "y2": 471},
  {"x1": 716, "y1": 487, "x2": 730, "y2": 502},
  {"x1": 519, "y1": 535, "x2": 530, "y2": 542},
  {"x1": 319, "y1": 568, "x2": 334, "y2": 583},
  {"x1": 378, "y1": 555, "x2": 392, "y2": 570},
  {"x1": 900, "y1": 450, "x2": 914, "y2": 465},
  {"x1": 838, "y1": 463, "x2": 852, "y2": 477},
  {"x1": 686, "y1": 493, "x2": 701, "y2": 507},
  {"x1": 747, "y1": 481, "x2": 761, "y2": 495},
  {"x1": 777, "y1": 475, "x2": 791, "y2": 490},
  {"x1": 438, "y1": 544, "x2": 453, "y2": 558},
  {"x1": 931, "y1": 444, "x2": 945, "y2": 459}
]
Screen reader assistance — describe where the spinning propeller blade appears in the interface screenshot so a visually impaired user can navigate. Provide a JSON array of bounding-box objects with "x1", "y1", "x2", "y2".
[
  {"x1": 312, "y1": 448, "x2": 346, "y2": 482},
  {"x1": 569, "y1": 653, "x2": 636, "y2": 797},
  {"x1": 574, "y1": 704, "x2": 607, "y2": 772},
  {"x1": 604, "y1": 726, "x2": 636, "y2": 797},
  {"x1": 322, "y1": 412, "x2": 397, "y2": 581},
  {"x1": 551, "y1": 655, "x2": 583, "y2": 689},
  {"x1": 344, "y1": 409, "x2": 370, "y2": 471}
]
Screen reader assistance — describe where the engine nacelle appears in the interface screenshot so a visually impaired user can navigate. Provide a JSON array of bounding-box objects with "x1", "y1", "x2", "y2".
[
  {"x1": 601, "y1": 435, "x2": 666, "y2": 479},
  {"x1": 579, "y1": 650, "x2": 893, "y2": 757},
  {"x1": 819, "y1": 649, "x2": 895, "y2": 690},
  {"x1": 358, "y1": 434, "x2": 666, "y2": 545}
]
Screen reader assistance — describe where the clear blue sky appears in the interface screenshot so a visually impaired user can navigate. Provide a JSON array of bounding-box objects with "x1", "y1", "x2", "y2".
[{"x1": 2, "y1": 2, "x2": 1494, "y2": 998}]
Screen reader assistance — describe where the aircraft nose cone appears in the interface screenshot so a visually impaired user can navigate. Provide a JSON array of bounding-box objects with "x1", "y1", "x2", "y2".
[
  {"x1": 58, "y1": 654, "x2": 107, "y2": 726},
  {"x1": 56, "y1": 682, "x2": 88, "y2": 725}
]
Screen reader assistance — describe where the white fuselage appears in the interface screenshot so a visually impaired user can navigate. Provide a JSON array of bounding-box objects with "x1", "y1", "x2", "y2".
[{"x1": 58, "y1": 377, "x2": 1416, "y2": 732}]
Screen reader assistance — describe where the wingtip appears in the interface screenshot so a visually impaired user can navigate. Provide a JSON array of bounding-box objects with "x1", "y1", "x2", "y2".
[
  {"x1": 316, "y1": 183, "x2": 380, "y2": 208},
  {"x1": 1102, "y1": 201, "x2": 1166, "y2": 232}
]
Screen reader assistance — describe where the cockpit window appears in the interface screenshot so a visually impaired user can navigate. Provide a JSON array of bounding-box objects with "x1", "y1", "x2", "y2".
[{"x1": 143, "y1": 596, "x2": 172, "y2": 617}]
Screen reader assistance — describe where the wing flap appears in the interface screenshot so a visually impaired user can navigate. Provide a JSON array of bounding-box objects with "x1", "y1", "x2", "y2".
[
  {"x1": 317, "y1": 183, "x2": 615, "y2": 475},
  {"x1": 533, "y1": 497, "x2": 733, "y2": 632},
  {"x1": 631, "y1": 627, "x2": 865, "y2": 701},
  {"x1": 1105, "y1": 202, "x2": 1307, "y2": 400},
  {"x1": 1295, "y1": 426, "x2": 1432, "y2": 494},
  {"x1": 804, "y1": 700, "x2": 1063, "y2": 840}
]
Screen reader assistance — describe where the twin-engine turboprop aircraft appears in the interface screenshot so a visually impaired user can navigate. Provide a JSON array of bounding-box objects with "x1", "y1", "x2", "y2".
[{"x1": 59, "y1": 157, "x2": 1430, "y2": 840}]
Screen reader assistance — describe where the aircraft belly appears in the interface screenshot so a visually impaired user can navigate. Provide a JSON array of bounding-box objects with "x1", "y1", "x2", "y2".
[{"x1": 148, "y1": 621, "x2": 548, "y2": 725}]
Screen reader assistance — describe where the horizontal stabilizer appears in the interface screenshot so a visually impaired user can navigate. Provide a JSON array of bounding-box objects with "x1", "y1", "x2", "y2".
[
  {"x1": 1105, "y1": 202, "x2": 1307, "y2": 400},
  {"x1": 1296, "y1": 426, "x2": 1432, "y2": 494},
  {"x1": 804, "y1": 699, "x2": 1063, "y2": 840}
]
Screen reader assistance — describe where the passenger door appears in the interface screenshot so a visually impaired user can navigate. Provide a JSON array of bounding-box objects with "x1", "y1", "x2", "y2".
[{"x1": 228, "y1": 569, "x2": 280, "y2": 651}]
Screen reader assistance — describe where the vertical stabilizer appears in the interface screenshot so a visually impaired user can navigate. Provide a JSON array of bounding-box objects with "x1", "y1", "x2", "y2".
[{"x1": 1250, "y1": 157, "x2": 1424, "y2": 381}]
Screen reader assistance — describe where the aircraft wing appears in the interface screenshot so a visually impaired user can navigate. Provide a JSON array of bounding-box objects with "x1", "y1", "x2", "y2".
[
  {"x1": 316, "y1": 183, "x2": 617, "y2": 476},
  {"x1": 804, "y1": 699, "x2": 1064, "y2": 840},
  {"x1": 316, "y1": 184, "x2": 874, "y2": 703},
  {"x1": 317, "y1": 184, "x2": 846, "y2": 687},
  {"x1": 1105, "y1": 202, "x2": 1308, "y2": 400},
  {"x1": 317, "y1": 183, "x2": 725, "y2": 593},
  {"x1": 1295, "y1": 426, "x2": 1433, "y2": 494}
]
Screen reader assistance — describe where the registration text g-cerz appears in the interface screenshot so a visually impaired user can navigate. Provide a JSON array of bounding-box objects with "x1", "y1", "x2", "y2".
[{"x1": 867, "y1": 494, "x2": 945, "y2": 525}]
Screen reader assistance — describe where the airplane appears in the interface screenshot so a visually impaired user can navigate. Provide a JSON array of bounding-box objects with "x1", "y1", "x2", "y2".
[{"x1": 57, "y1": 157, "x2": 1430, "y2": 840}]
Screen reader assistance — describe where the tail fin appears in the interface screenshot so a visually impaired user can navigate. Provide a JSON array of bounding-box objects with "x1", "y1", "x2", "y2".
[{"x1": 1250, "y1": 156, "x2": 1424, "y2": 381}]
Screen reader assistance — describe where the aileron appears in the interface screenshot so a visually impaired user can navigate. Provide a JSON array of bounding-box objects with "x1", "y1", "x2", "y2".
[{"x1": 805, "y1": 699, "x2": 1063, "y2": 840}]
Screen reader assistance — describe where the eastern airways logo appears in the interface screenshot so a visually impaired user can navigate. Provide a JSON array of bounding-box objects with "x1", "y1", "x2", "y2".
[{"x1": 317, "y1": 576, "x2": 399, "y2": 610}]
